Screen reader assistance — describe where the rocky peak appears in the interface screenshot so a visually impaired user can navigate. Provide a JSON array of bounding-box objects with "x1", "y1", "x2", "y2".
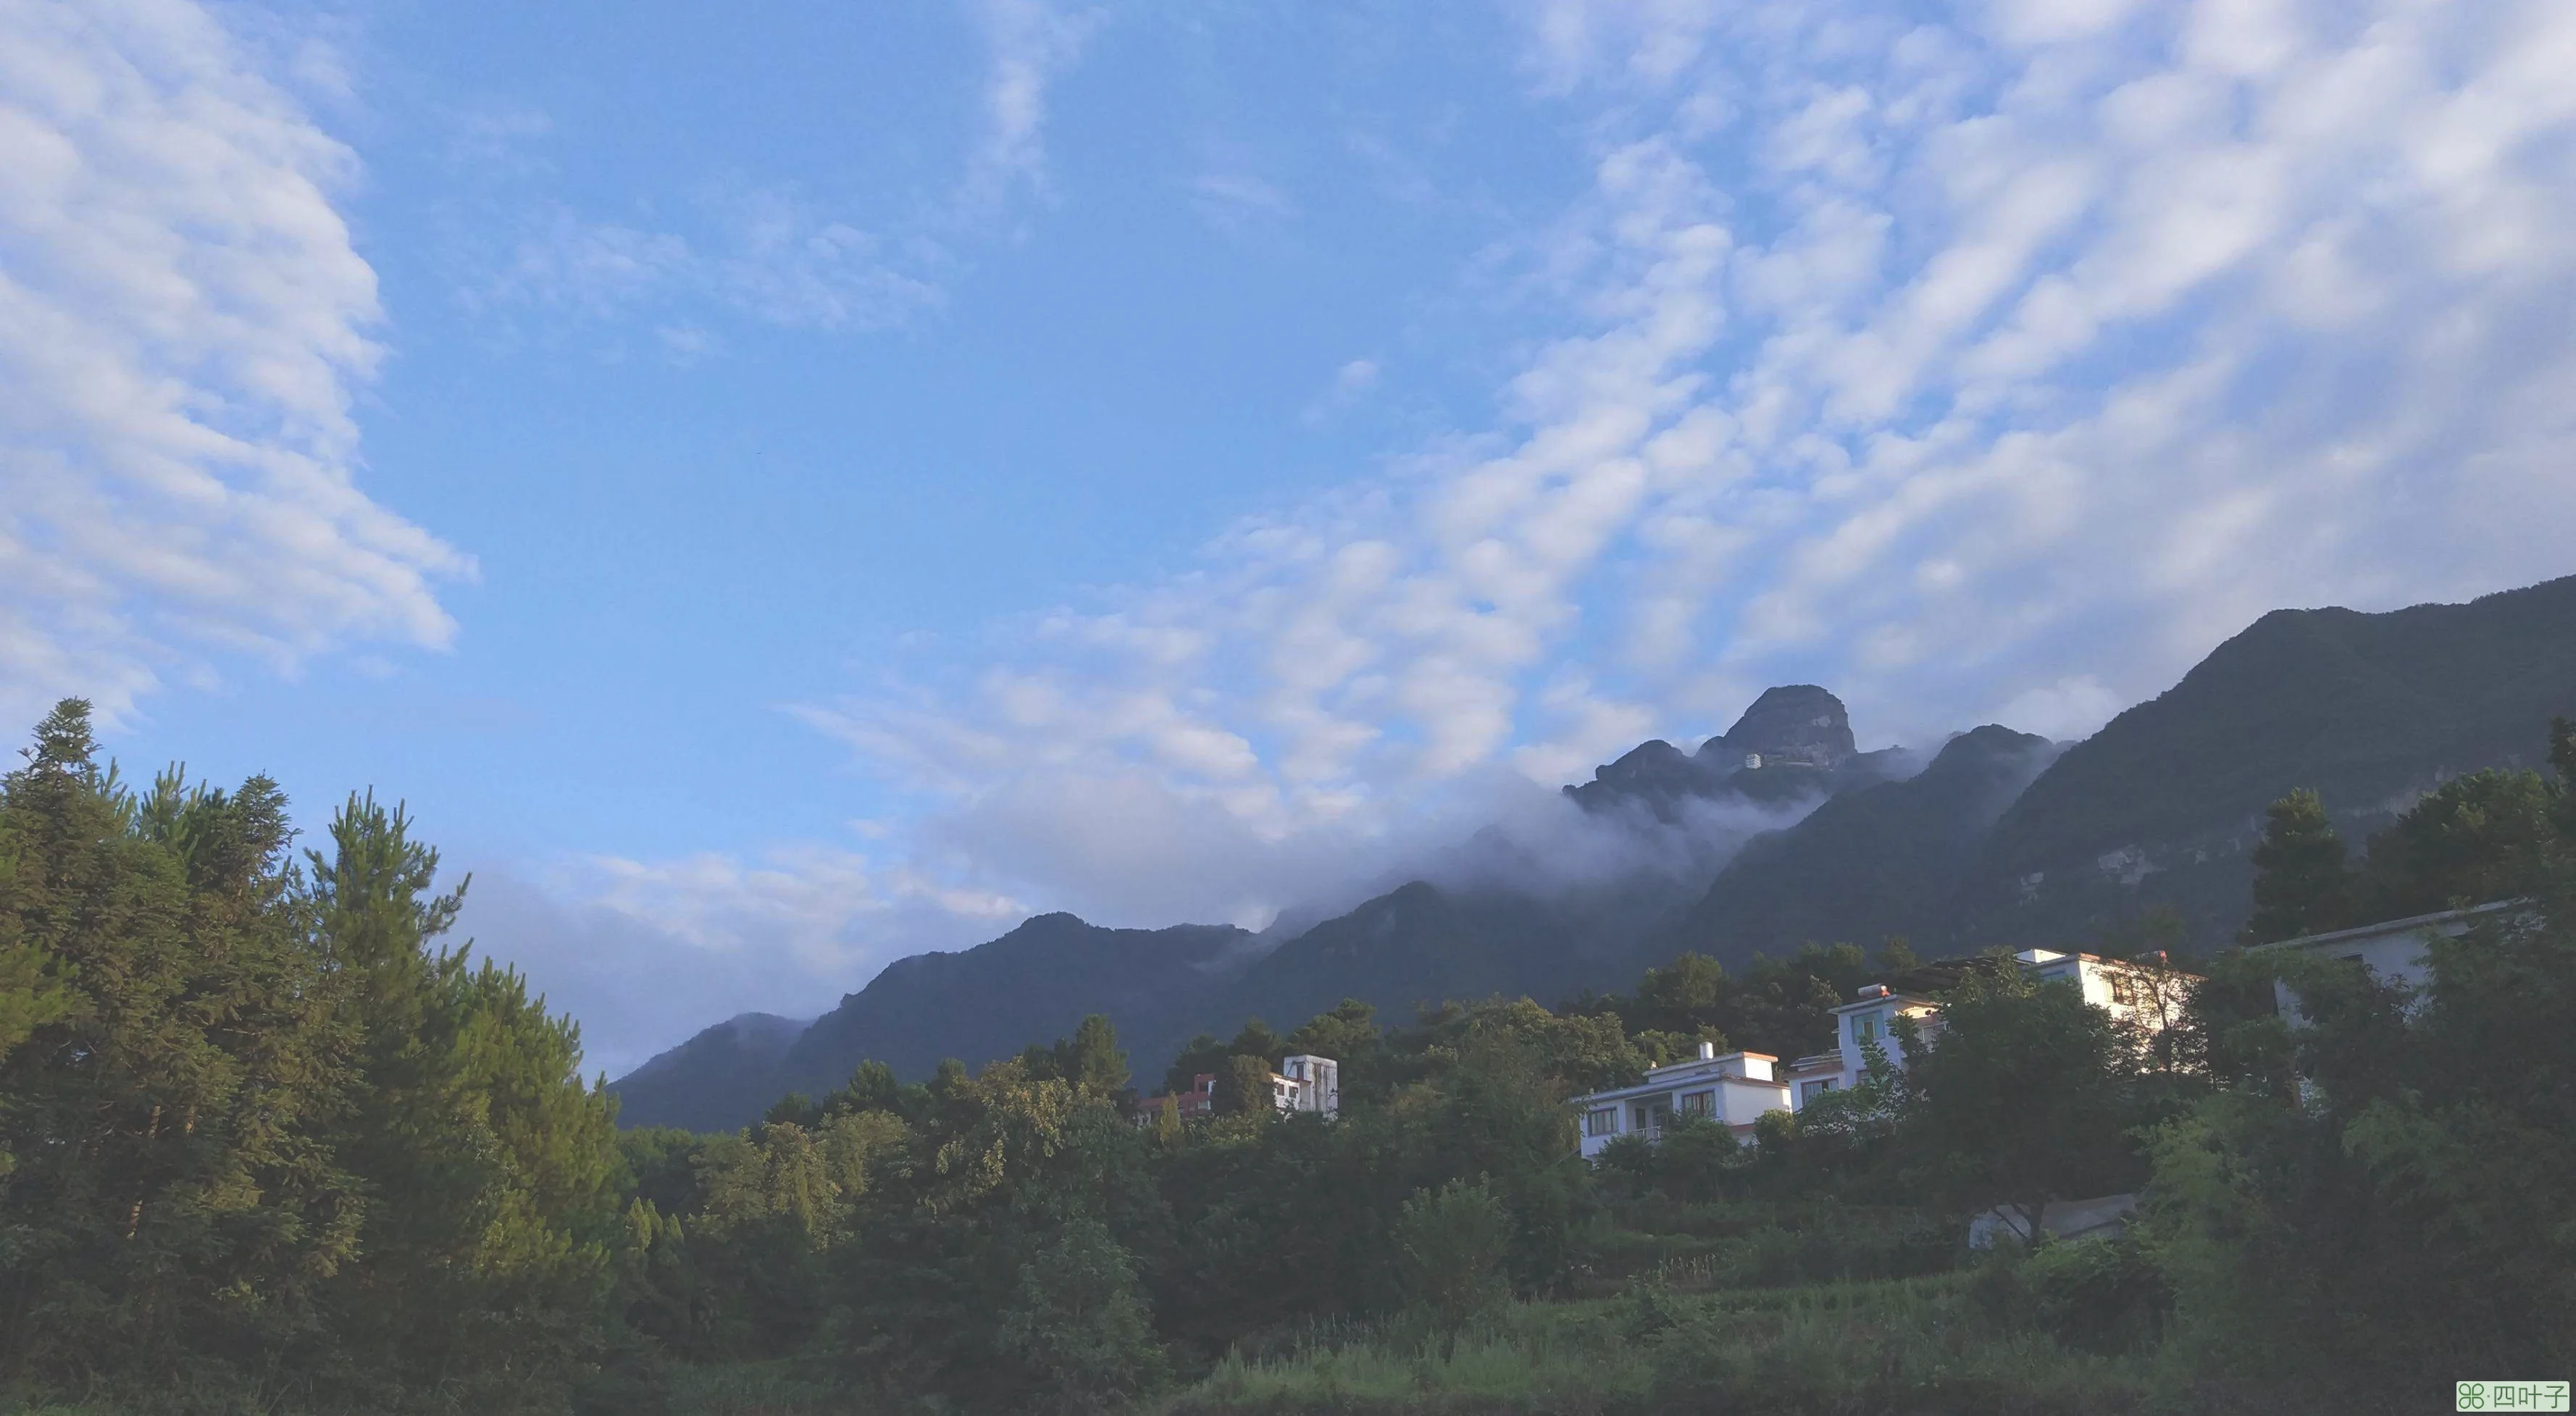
[{"x1": 1699, "y1": 684, "x2": 1854, "y2": 770}]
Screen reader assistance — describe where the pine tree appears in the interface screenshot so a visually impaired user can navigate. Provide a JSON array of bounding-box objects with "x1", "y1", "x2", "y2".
[
  {"x1": 309, "y1": 792, "x2": 622, "y2": 1397},
  {"x1": 0, "y1": 702, "x2": 361, "y2": 1395},
  {"x1": 2242, "y1": 788, "x2": 2355, "y2": 942}
]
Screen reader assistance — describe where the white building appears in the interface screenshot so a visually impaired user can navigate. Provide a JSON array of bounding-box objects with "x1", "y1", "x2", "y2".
[
  {"x1": 1273, "y1": 1053, "x2": 1339, "y2": 1118},
  {"x1": 1571, "y1": 951, "x2": 2199, "y2": 1154},
  {"x1": 1575, "y1": 1044, "x2": 1793, "y2": 1159},
  {"x1": 2250, "y1": 900, "x2": 2519, "y2": 1021},
  {"x1": 1779, "y1": 982, "x2": 1946, "y2": 1113}
]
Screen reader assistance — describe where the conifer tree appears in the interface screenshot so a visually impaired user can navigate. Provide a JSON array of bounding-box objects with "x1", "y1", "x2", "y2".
[
  {"x1": 0, "y1": 702, "x2": 361, "y2": 1394},
  {"x1": 2241, "y1": 788, "x2": 2355, "y2": 942}
]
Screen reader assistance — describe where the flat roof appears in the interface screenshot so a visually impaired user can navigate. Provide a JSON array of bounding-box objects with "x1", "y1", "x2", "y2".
[{"x1": 2249, "y1": 900, "x2": 2522, "y2": 954}]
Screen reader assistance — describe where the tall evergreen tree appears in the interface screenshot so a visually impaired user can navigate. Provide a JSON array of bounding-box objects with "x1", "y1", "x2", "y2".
[
  {"x1": 2241, "y1": 788, "x2": 2356, "y2": 942},
  {"x1": 0, "y1": 703, "x2": 361, "y2": 1396},
  {"x1": 309, "y1": 792, "x2": 623, "y2": 1397}
]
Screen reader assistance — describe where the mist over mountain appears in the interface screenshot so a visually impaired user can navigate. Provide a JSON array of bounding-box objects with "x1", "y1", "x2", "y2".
[
  {"x1": 1671, "y1": 725, "x2": 2061, "y2": 965},
  {"x1": 612, "y1": 574, "x2": 2576, "y2": 1132}
]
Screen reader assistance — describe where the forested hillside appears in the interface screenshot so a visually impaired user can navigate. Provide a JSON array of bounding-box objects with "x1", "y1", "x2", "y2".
[
  {"x1": 1955, "y1": 572, "x2": 2576, "y2": 944},
  {"x1": 1670, "y1": 724, "x2": 2059, "y2": 963}
]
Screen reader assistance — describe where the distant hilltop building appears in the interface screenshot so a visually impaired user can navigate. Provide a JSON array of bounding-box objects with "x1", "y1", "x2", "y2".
[
  {"x1": 1275, "y1": 1054, "x2": 1339, "y2": 1118},
  {"x1": 1140, "y1": 1071, "x2": 1218, "y2": 1124},
  {"x1": 1571, "y1": 950, "x2": 2198, "y2": 1160},
  {"x1": 1137, "y1": 1053, "x2": 1339, "y2": 1125}
]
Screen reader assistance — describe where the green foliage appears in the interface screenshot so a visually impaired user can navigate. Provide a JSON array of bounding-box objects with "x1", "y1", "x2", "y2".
[
  {"x1": 2359, "y1": 766, "x2": 2565, "y2": 918},
  {"x1": 996, "y1": 1215, "x2": 1167, "y2": 1413},
  {"x1": 0, "y1": 704, "x2": 366, "y2": 1399},
  {"x1": 1592, "y1": 1114, "x2": 1739, "y2": 1205},
  {"x1": 1213, "y1": 1053, "x2": 1276, "y2": 1118},
  {"x1": 1286, "y1": 998, "x2": 1382, "y2": 1098},
  {"x1": 1571, "y1": 942, "x2": 1897, "y2": 1068},
  {"x1": 0, "y1": 703, "x2": 627, "y2": 1412},
  {"x1": 1393, "y1": 1178, "x2": 1512, "y2": 1341},
  {"x1": 21, "y1": 696, "x2": 2576, "y2": 1415},
  {"x1": 2241, "y1": 788, "x2": 2355, "y2": 943},
  {"x1": 1893, "y1": 963, "x2": 2154, "y2": 1238},
  {"x1": 2146, "y1": 899, "x2": 2576, "y2": 1409},
  {"x1": 1972, "y1": 1236, "x2": 2170, "y2": 1356}
]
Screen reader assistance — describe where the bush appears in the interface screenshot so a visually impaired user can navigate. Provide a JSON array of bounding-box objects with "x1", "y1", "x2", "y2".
[
  {"x1": 1394, "y1": 1179, "x2": 1513, "y2": 1346},
  {"x1": 1972, "y1": 1237, "x2": 2170, "y2": 1356}
]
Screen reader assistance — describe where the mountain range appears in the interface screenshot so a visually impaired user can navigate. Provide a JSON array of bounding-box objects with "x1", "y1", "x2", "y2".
[{"x1": 611, "y1": 574, "x2": 2576, "y2": 1131}]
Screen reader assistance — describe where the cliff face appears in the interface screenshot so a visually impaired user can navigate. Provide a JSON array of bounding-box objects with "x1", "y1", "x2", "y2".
[
  {"x1": 1564, "y1": 684, "x2": 1878, "y2": 819},
  {"x1": 1671, "y1": 726, "x2": 2060, "y2": 965},
  {"x1": 1702, "y1": 684, "x2": 1857, "y2": 770}
]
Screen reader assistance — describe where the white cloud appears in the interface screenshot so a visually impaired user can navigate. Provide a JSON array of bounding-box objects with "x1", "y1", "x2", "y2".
[
  {"x1": 1189, "y1": 163, "x2": 1301, "y2": 249},
  {"x1": 1302, "y1": 358, "x2": 1384, "y2": 425},
  {"x1": 0, "y1": 0, "x2": 469, "y2": 726},
  {"x1": 958, "y1": 0, "x2": 1104, "y2": 224},
  {"x1": 448, "y1": 1, "x2": 1102, "y2": 345},
  {"x1": 472, "y1": 186, "x2": 942, "y2": 334},
  {"x1": 453, "y1": 843, "x2": 1026, "y2": 1077},
  {"x1": 762, "y1": 0, "x2": 2576, "y2": 953}
]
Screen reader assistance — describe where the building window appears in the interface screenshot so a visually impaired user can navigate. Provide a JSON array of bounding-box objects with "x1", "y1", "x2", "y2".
[
  {"x1": 1799, "y1": 1079, "x2": 1833, "y2": 1103},
  {"x1": 2109, "y1": 975, "x2": 2138, "y2": 1006},
  {"x1": 1852, "y1": 1012, "x2": 1881, "y2": 1044},
  {"x1": 1584, "y1": 1108, "x2": 1617, "y2": 1138},
  {"x1": 1678, "y1": 1091, "x2": 1714, "y2": 1118},
  {"x1": 1633, "y1": 1101, "x2": 1669, "y2": 1133}
]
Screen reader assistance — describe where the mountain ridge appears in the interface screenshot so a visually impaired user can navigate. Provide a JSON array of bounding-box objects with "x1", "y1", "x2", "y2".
[{"x1": 611, "y1": 573, "x2": 2576, "y2": 1131}]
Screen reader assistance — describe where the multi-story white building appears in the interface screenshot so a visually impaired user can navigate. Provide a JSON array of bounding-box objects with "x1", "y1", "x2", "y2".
[
  {"x1": 1571, "y1": 950, "x2": 2199, "y2": 1155},
  {"x1": 1574, "y1": 1044, "x2": 1794, "y2": 1159},
  {"x1": 1273, "y1": 1053, "x2": 1339, "y2": 1118}
]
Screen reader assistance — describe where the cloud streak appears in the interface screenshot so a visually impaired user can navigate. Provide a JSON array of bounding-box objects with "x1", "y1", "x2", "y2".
[
  {"x1": 0, "y1": 0, "x2": 469, "y2": 726},
  {"x1": 745, "y1": 0, "x2": 2576, "y2": 967}
]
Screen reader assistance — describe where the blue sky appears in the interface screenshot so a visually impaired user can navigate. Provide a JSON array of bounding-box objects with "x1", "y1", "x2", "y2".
[{"x1": 9, "y1": 0, "x2": 2576, "y2": 1073}]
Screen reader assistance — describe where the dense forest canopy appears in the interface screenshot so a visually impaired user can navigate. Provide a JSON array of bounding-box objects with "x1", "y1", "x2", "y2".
[{"x1": 4, "y1": 698, "x2": 2574, "y2": 1415}]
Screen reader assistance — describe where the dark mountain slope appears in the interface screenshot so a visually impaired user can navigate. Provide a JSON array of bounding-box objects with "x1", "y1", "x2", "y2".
[
  {"x1": 612, "y1": 1013, "x2": 809, "y2": 1133},
  {"x1": 1955, "y1": 574, "x2": 2576, "y2": 945},
  {"x1": 1672, "y1": 726, "x2": 2059, "y2": 965},
  {"x1": 1170, "y1": 875, "x2": 1700, "y2": 1060},
  {"x1": 610, "y1": 915, "x2": 1251, "y2": 1129},
  {"x1": 772, "y1": 913, "x2": 1251, "y2": 1095},
  {"x1": 616, "y1": 578, "x2": 2576, "y2": 1131}
]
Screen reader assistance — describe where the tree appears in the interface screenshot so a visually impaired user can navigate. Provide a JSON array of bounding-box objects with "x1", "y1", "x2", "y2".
[
  {"x1": 1288, "y1": 998, "x2": 1383, "y2": 1097},
  {"x1": 2241, "y1": 789, "x2": 2354, "y2": 943},
  {"x1": 0, "y1": 704, "x2": 364, "y2": 1396},
  {"x1": 2148, "y1": 902, "x2": 2576, "y2": 1406},
  {"x1": 1050, "y1": 1014, "x2": 1129, "y2": 1098},
  {"x1": 1392, "y1": 1178, "x2": 1510, "y2": 1351},
  {"x1": 1212, "y1": 1054, "x2": 1275, "y2": 1118},
  {"x1": 1227, "y1": 1017, "x2": 1285, "y2": 1062},
  {"x1": 309, "y1": 790, "x2": 623, "y2": 1399},
  {"x1": 995, "y1": 1216, "x2": 1166, "y2": 1414},
  {"x1": 1894, "y1": 963, "x2": 2147, "y2": 1243},
  {"x1": 2359, "y1": 768, "x2": 2563, "y2": 919},
  {"x1": 1626, "y1": 952, "x2": 1729, "y2": 1034},
  {"x1": 1161, "y1": 1033, "x2": 1226, "y2": 1095},
  {"x1": 2146, "y1": 726, "x2": 2576, "y2": 1406}
]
